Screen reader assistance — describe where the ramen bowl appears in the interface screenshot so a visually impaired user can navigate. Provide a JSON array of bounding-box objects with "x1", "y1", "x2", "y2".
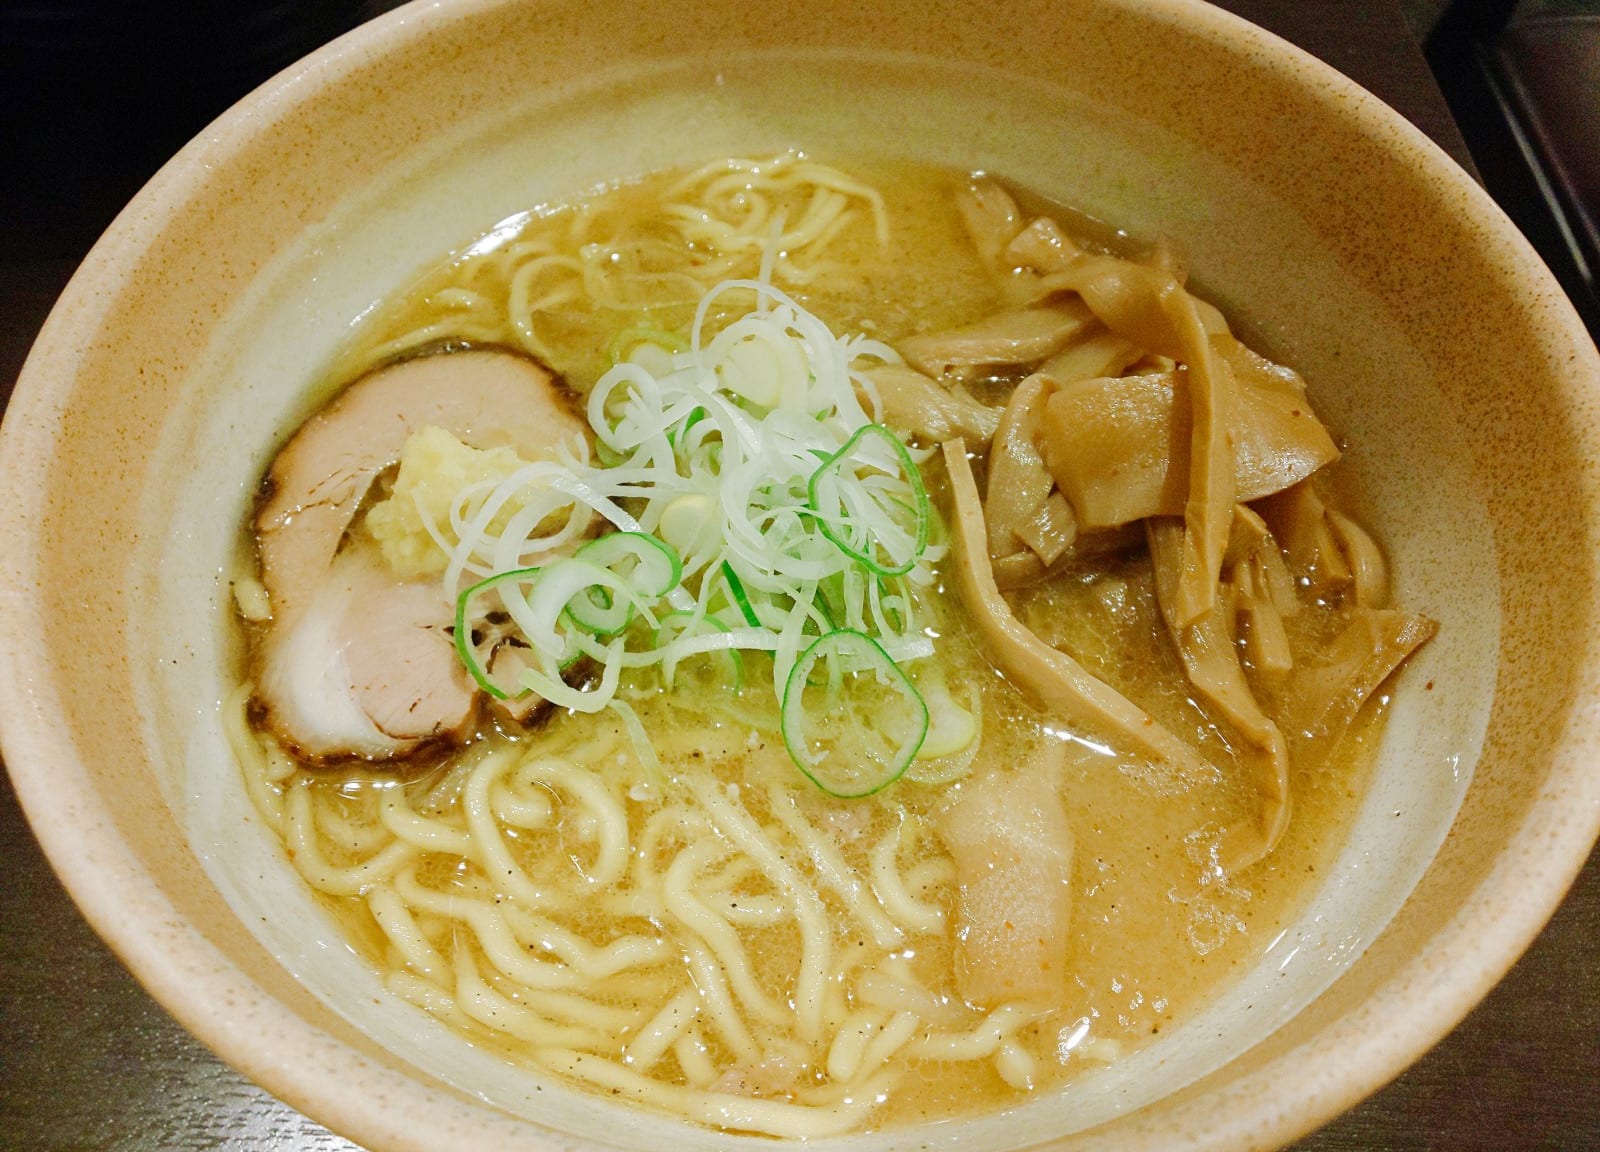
[{"x1": 1, "y1": 0, "x2": 1596, "y2": 1148}]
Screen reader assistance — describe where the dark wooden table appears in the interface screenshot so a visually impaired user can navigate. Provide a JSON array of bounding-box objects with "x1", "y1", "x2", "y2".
[{"x1": 1, "y1": 2, "x2": 1596, "y2": 1149}]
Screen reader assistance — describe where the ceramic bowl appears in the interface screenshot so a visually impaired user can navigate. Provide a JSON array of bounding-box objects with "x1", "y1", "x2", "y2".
[{"x1": 2, "y1": 1, "x2": 1597, "y2": 1149}]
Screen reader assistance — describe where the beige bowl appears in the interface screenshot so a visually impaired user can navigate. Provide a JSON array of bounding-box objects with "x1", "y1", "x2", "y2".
[{"x1": 2, "y1": 0, "x2": 1597, "y2": 1148}]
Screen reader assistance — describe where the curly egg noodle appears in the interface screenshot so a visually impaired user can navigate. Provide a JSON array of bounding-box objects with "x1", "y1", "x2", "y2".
[
  {"x1": 230, "y1": 688, "x2": 987, "y2": 1136},
  {"x1": 330, "y1": 153, "x2": 889, "y2": 387},
  {"x1": 233, "y1": 155, "x2": 1432, "y2": 1135}
]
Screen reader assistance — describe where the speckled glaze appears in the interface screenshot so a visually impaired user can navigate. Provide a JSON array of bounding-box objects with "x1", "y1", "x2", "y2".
[{"x1": 1, "y1": 1, "x2": 1596, "y2": 1149}]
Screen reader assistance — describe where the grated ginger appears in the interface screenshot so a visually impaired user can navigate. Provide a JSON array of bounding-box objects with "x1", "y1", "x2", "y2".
[{"x1": 365, "y1": 426, "x2": 534, "y2": 578}]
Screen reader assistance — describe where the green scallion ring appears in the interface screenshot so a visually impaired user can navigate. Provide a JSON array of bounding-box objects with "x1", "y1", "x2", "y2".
[
  {"x1": 805, "y1": 423, "x2": 930, "y2": 577},
  {"x1": 779, "y1": 628, "x2": 928, "y2": 798},
  {"x1": 453, "y1": 566, "x2": 544, "y2": 700}
]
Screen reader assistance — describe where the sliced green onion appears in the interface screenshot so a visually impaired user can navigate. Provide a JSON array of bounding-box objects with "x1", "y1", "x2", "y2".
[
  {"x1": 563, "y1": 532, "x2": 681, "y2": 635},
  {"x1": 657, "y1": 494, "x2": 718, "y2": 560},
  {"x1": 523, "y1": 558, "x2": 634, "y2": 647},
  {"x1": 912, "y1": 665, "x2": 977, "y2": 759},
  {"x1": 608, "y1": 696, "x2": 664, "y2": 780},
  {"x1": 520, "y1": 636, "x2": 625, "y2": 714},
  {"x1": 814, "y1": 571, "x2": 844, "y2": 631},
  {"x1": 719, "y1": 560, "x2": 761, "y2": 627},
  {"x1": 433, "y1": 280, "x2": 949, "y2": 775},
  {"x1": 606, "y1": 323, "x2": 689, "y2": 367},
  {"x1": 454, "y1": 567, "x2": 543, "y2": 700},
  {"x1": 905, "y1": 670, "x2": 983, "y2": 787},
  {"x1": 574, "y1": 531, "x2": 682, "y2": 596},
  {"x1": 780, "y1": 629, "x2": 928, "y2": 798},
  {"x1": 807, "y1": 423, "x2": 930, "y2": 577},
  {"x1": 655, "y1": 611, "x2": 744, "y2": 692},
  {"x1": 562, "y1": 582, "x2": 634, "y2": 637}
]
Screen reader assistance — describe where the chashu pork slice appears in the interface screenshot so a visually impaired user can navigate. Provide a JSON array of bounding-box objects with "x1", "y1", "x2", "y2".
[
  {"x1": 260, "y1": 548, "x2": 476, "y2": 761},
  {"x1": 252, "y1": 349, "x2": 586, "y2": 761},
  {"x1": 256, "y1": 349, "x2": 586, "y2": 621}
]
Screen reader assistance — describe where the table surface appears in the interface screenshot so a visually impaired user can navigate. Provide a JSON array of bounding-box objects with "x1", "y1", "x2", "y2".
[{"x1": 1, "y1": 2, "x2": 1596, "y2": 1150}]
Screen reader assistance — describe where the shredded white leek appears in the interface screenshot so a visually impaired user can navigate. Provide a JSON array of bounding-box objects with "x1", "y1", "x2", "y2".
[{"x1": 445, "y1": 274, "x2": 946, "y2": 785}]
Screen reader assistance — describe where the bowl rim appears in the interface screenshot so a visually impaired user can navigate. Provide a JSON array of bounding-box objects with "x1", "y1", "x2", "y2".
[{"x1": 2, "y1": 0, "x2": 1598, "y2": 1149}]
